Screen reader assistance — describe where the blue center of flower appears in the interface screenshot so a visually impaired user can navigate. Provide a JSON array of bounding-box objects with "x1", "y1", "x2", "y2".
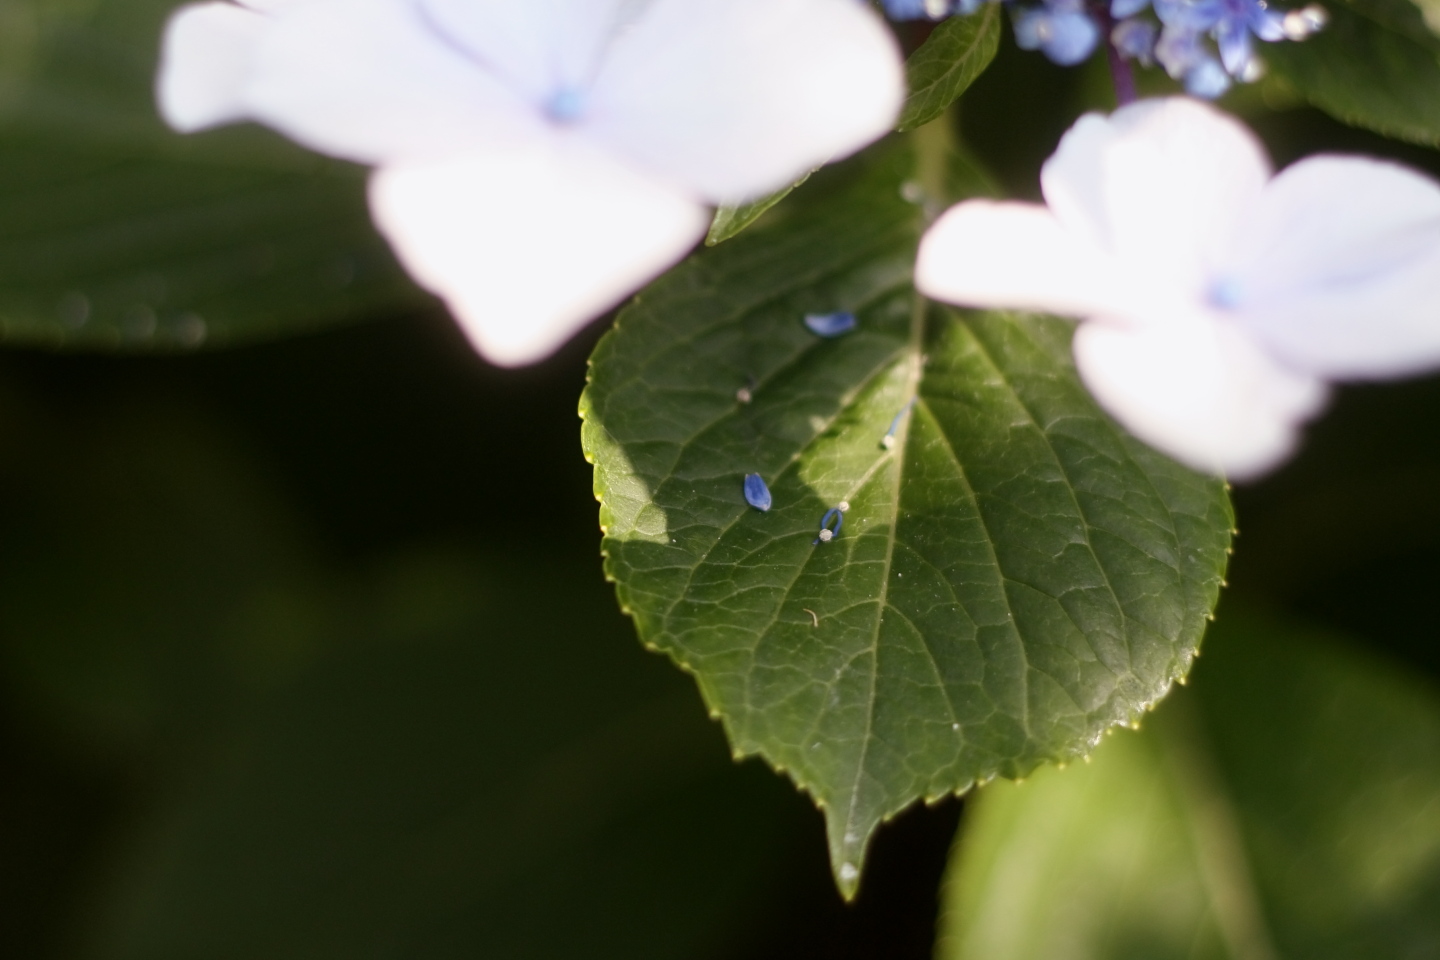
[
  {"x1": 545, "y1": 88, "x2": 587, "y2": 124},
  {"x1": 1208, "y1": 276, "x2": 1244, "y2": 309}
]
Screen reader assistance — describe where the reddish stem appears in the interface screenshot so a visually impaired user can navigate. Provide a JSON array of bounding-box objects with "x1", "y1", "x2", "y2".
[
  {"x1": 1092, "y1": 2, "x2": 1139, "y2": 105},
  {"x1": 1106, "y1": 39, "x2": 1139, "y2": 104}
]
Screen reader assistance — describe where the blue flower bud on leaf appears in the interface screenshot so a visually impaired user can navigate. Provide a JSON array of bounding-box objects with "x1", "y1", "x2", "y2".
[
  {"x1": 803, "y1": 311, "x2": 857, "y2": 337},
  {"x1": 743, "y1": 473, "x2": 772, "y2": 512}
]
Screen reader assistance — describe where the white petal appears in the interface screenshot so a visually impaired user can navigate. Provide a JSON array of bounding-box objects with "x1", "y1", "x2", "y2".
[
  {"x1": 368, "y1": 136, "x2": 708, "y2": 367},
  {"x1": 417, "y1": 0, "x2": 637, "y2": 105},
  {"x1": 1041, "y1": 97, "x2": 1269, "y2": 298},
  {"x1": 156, "y1": 2, "x2": 270, "y2": 132},
  {"x1": 243, "y1": 0, "x2": 541, "y2": 164},
  {"x1": 1073, "y1": 315, "x2": 1327, "y2": 480},
  {"x1": 1226, "y1": 156, "x2": 1440, "y2": 379},
  {"x1": 585, "y1": 0, "x2": 904, "y2": 203},
  {"x1": 916, "y1": 200, "x2": 1144, "y2": 317}
]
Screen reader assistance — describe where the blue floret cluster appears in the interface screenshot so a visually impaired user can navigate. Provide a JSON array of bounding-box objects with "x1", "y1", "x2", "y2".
[{"x1": 880, "y1": 0, "x2": 1327, "y2": 97}]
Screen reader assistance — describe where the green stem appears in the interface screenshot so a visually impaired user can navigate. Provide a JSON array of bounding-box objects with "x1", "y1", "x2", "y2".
[{"x1": 912, "y1": 106, "x2": 960, "y2": 214}]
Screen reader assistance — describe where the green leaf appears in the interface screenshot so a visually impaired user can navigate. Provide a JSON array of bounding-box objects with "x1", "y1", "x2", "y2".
[
  {"x1": 580, "y1": 139, "x2": 1233, "y2": 897},
  {"x1": 0, "y1": 0, "x2": 426, "y2": 351},
  {"x1": 937, "y1": 609, "x2": 1440, "y2": 960},
  {"x1": 707, "y1": 169, "x2": 816, "y2": 246},
  {"x1": 897, "y1": 7, "x2": 1003, "y2": 133},
  {"x1": 1264, "y1": 0, "x2": 1440, "y2": 148}
]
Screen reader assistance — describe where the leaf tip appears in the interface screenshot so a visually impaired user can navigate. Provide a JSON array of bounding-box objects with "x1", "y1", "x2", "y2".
[{"x1": 836, "y1": 861, "x2": 862, "y2": 901}]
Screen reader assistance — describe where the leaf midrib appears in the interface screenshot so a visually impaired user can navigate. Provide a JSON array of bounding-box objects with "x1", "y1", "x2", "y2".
[{"x1": 836, "y1": 271, "x2": 934, "y2": 878}]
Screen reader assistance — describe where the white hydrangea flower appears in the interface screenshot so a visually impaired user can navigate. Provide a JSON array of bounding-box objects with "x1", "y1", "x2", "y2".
[
  {"x1": 916, "y1": 97, "x2": 1440, "y2": 479},
  {"x1": 158, "y1": 0, "x2": 904, "y2": 365}
]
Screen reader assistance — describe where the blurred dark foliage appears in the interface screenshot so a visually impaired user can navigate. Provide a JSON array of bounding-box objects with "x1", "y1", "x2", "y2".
[
  {"x1": 1, "y1": 32, "x2": 1438, "y2": 960},
  {"x1": 0, "y1": 279, "x2": 965, "y2": 959}
]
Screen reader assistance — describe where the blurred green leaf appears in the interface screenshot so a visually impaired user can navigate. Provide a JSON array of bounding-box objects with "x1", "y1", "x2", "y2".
[
  {"x1": 580, "y1": 140, "x2": 1233, "y2": 897},
  {"x1": 938, "y1": 609, "x2": 1440, "y2": 960},
  {"x1": 1415, "y1": 0, "x2": 1440, "y2": 35},
  {"x1": 0, "y1": 0, "x2": 427, "y2": 351},
  {"x1": 1264, "y1": 0, "x2": 1440, "y2": 148},
  {"x1": 897, "y1": 7, "x2": 1002, "y2": 133},
  {"x1": 82, "y1": 549, "x2": 804, "y2": 960}
]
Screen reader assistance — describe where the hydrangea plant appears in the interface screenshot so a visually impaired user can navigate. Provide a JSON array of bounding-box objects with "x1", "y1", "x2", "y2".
[
  {"x1": 0, "y1": 0, "x2": 1438, "y2": 954},
  {"x1": 151, "y1": 0, "x2": 1440, "y2": 907}
]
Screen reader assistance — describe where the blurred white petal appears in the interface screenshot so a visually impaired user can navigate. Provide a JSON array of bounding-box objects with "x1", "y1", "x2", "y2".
[
  {"x1": 919, "y1": 96, "x2": 1440, "y2": 478},
  {"x1": 916, "y1": 200, "x2": 1140, "y2": 317},
  {"x1": 369, "y1": 139, "x2": 708, "y2": 367},
  {"x1": 157, "y1": 2, "x2": 268, "y2": 131},
  {"x1": 1073, "y1": 316, "x2": 1326, "y2": 479},
  {"x1": 1225, "y1": 156, "x2": 1440, "y2": 379},
  {"x1": 244, "y1": 0, "x2": 541, "y2": 165},
  {"x1": 158, "y1": 0, "x2": 904, "y2": 364},
  {"x1": 1041, "y1": 98, "x2": 1268, "y2": 296},
  {"x1": 418, "y1": 0, "x2": 638, "y2": 106},
  {"x1": 587, "y1": 0, "x2": 904, "y2": 202}
]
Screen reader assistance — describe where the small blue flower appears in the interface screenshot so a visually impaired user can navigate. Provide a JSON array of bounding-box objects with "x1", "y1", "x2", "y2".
[
  {"x1": 1155, "y1": 0, "x2": 1284, "y2": 77},
  {"x1": 1155, "y1": 25, "x2": 1232, "y2": 97},
  {"x1": 804, "y1": 311, "x2": 858, "y2": 337},
  {"x1": 1184, "y1": 53, "x2": 1232, "y2": 96},
  {"x1": 1013, "y1": 0, "x2": 1102, "y2": 67},
  {"x1": 1111, "y1": 18, "x2": 1159, "y2": 63},
  {"x1": 880, "y1": 0, "x2": 956, "y2": 20},
  {"x1": 743, "y1": 473, "x2": 772, "y2": 512}
]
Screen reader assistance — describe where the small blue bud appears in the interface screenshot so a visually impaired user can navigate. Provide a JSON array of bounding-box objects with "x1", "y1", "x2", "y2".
[
  {"x1": 1013, "y1": 5, "x2": 1101, "y2": 66},
  {"x1": 1111, "y1": 0, "x2": 1151, "y2": 18},
  {"x1": 1112, "y1": 18, "x2": 1158, "y2": 62},
  {"x1": 1045, "y1": 11, "x2": 1102, "y2": 64},
  {"x1": 1184, "y1": 56, "x2": 1232, "y2": 97},
  {"x1": 804, "y1": 311, "x2": 857, "y2": 338},
  {"x1": 1013, "y1": 8, "x2": 1048, "y2": 50},
  {"x1": 1155, "y1": 24, "x2": 1207, "y2": 78},
  {"x1": 1252, "y1": 8, "x2": 1288, "y2": 40},
  {"x1": 880, "y1": 0, "x2": 953, "y2": 20},
  {"x1": 1216, "y1": 18, "x2": 1253, "y2": 75},
  {"x1": 743, "y1": 473, "x2": 772, "y2": 511},
  {"x1": 1154, "y1": 0, "x2": 1219, "y2": 32}
]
